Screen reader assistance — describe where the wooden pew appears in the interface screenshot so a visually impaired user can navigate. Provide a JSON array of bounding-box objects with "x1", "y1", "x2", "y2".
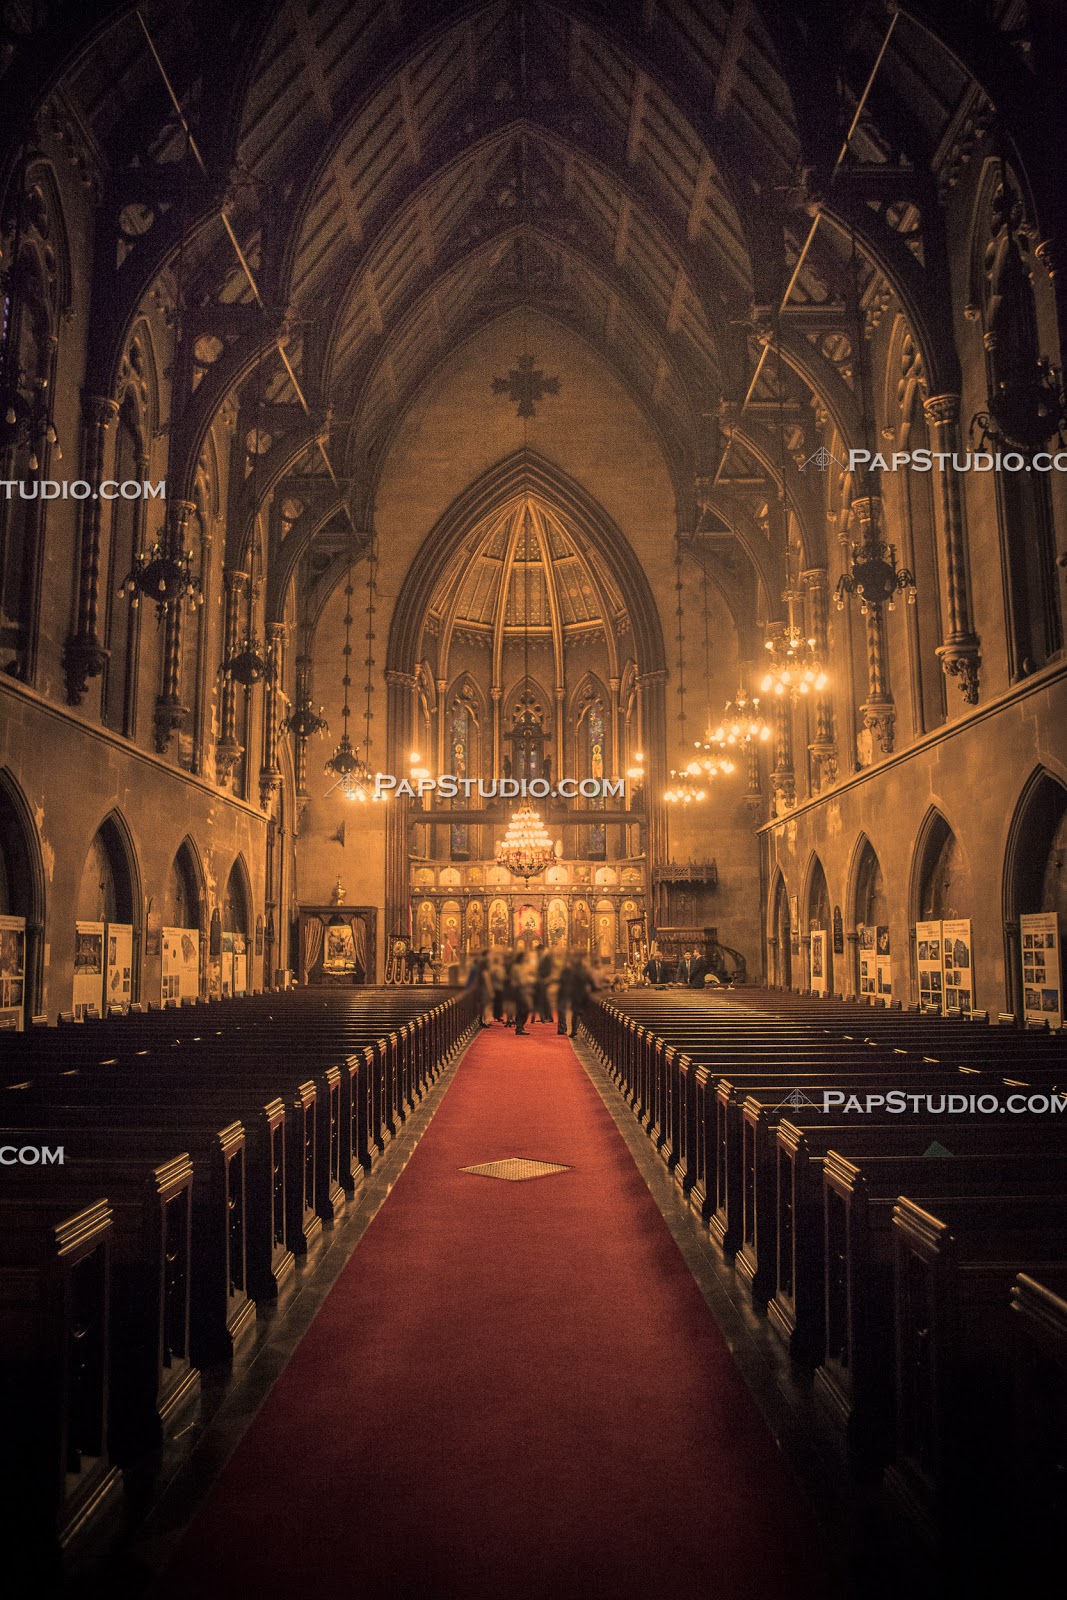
[
  {"x1": 0, "y1": 1196, "x2": 119, "y2": 1562},
  {"x1": 1009, "y1": 1266, "x2": 1067, "y2": 1588},
  {"x1": 814, "y1": 1156, "x2": 1067, "y2": 1476},
  {"x1": 2, "y1": 1152, "x2": 200, "y2": 1463},
  {"x1": 886, "y1": 1200, "x2": 1067, "y2": 1557}
]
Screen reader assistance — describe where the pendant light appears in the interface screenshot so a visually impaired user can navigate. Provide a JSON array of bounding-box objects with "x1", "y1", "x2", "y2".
[
  {"x1": 325, "y1": 529, "x2": 383, "y2": 803},
  {"x1": 692, "y1": 556, "x2": 736, "y2": 777},
  {"x1": 761, "y1": 334, "x2": 827, "y2": 699},
  {"x1": 835, "y1": 218, "x2": 916, "y2": 615},
  {"x1": 220, "y1": 355, "x2": 272, "y2": 685},
  {"x1": 665, "y1": 530, "x2": 707, "y2": 804},
  {"x1": 120, "y1": 117, "x2": 202, "y2": 620}
]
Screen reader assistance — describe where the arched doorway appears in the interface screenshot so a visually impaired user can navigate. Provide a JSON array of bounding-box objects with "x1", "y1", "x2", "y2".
[
  {"x1": 852, "y1": 838, "x2": 891, "y2": 1002},
  {"x1": 0, "y1": 770, "x2": 45, "y2": 1027},
  {"x1": 74, "y1": 813, "x2": 140, "y2": 1014},
  {"x1": 161, "y1": 840, "x2": 204, "y2": 1003},
  {"x1": 805, "y1": 857, "x2": 832, "y2": 995},
  {"x1": 1003, "y1": 770, "x2": 1067, "y2": 1020}
]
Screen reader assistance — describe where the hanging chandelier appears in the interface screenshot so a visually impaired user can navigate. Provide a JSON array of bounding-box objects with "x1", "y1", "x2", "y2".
[
  {"x1": 690, "y1": 555, "x2": 737, "y2": 778},
  {"x1": 664, "y1": 765, "x2": 708, "y2": 804},
  {"x1": 760, "y1": 622, "x2": 827, "y2": 698},
  {"x1": 221, "y1": 371, "x2": 273, "y2": 684},
  {"x1": 835, "y1": 221, "x2": 917, "y2": 620},
  {"x1": 665, "y1": 532, "x2": 707, "y2": 807},
  {"x1": 120, "y1": 523, "x2": 204, "y2": 619},
  {"x1": 835, "y1": 496, "x2": 916, "y2": 615},
  {"x1": 710, "y1": 681, "x2": 771, "y2": 749},
  {"x1": 325, "y1": 549, "x2": 383, "y2": 803},
  {"x1": 284, "y1": 693, "x2": 328, "y2": 740},
  {"x1": 496, "y1": 803, "x2": 556, "y2": 879}
]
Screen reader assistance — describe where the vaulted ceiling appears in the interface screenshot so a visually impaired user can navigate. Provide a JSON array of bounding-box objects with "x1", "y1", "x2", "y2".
[{"x1": 2, "y1": 0, "x2": 1054, "y2": 615}]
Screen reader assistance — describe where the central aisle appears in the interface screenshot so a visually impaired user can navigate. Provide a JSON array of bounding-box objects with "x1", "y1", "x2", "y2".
[{"x1": 159, "y1": 1021, "x2": 835, "y2": 1600}]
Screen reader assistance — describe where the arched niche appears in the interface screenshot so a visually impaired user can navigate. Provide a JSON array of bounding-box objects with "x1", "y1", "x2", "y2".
[
  {"x1": 0, "y1": 769, "x2": 46, "y2": 1020},
  {"x1": 166, "y1": 839, "x2": 205, "y2": 931},
  {"x1": 851, "y1": 836, "x2": 890, "y2": 1002},
  {"x1": 1003, "y1": 769, "x2": 1067, "y2": 1018},
  {"x1": 804, "y1": 855, "x2": 833, "y2": 994},
  {"x1": 913, "y1": 811, "x2": 971, "y2": 922},
  {"x1": 768, "y1": 869, "x2": 792, "y2": 990},
  {"x1": 76, "y1": 814, "x2": 139, "y2": 924}
]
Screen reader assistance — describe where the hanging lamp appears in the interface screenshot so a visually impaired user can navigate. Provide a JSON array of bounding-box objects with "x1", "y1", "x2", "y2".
[{"x1": 665, "y1": 531, "x2": 708, "y2": 804}]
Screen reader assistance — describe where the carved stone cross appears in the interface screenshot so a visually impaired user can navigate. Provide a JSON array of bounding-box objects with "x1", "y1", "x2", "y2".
[{"x1": 491, "y1": 353, "x2": 560, "y2": 418}]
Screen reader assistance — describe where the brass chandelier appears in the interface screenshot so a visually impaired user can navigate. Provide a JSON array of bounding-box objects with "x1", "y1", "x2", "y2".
[{"x1": 665, "y1": 531, "x2": 708, "y2": 804}]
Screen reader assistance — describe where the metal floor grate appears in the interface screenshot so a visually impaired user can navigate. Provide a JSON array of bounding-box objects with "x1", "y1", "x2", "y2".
[{"x1": 460, "y1": 1158, "x2": 572, "y2": 1182}]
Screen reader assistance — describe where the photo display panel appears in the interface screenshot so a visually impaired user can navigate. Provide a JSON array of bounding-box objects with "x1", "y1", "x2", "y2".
[{"x1": 1020, "y1": 912, "x2": 1062, "y2": 1027}]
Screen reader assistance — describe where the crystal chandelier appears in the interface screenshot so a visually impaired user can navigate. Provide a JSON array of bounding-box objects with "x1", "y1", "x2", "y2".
[
  {"x1": 496, "y1": 803, "x2": 556, "y2": 878},
  {"x1": 761, "y1": 562, "x2": 827, "y2": 699},
  {"x1": 710, "y1": 681, "x2": 771, "y2": 750},
  {"x1": 664, "y1": 765, "x2": 708, "y2": 804}
]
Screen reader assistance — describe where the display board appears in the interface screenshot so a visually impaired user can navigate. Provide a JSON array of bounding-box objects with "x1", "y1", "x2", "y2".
[
  {"x1": 858, "y1": 926, "x2": 877, "y2": 997},
  {"x1": 1020, "y1": 912, "x2": 1062, "y2": 1027},
  {"x1": 73, "y1": 920, "x2": 105, "y2": 1018},
  {"x1": 916, "y1": 920, "x2": 943, "y2": 1010},
  {"x1": 0, "y1": 914, "x2": 26, "y2": 1030},
  {"x1": 105, "y1": 923, "x2": 133, "y2": 1011},
  {"x1": 162, "y1": 926, "x2": 200, "y2": 1004},
  {"x1": 810, "y1": 929, "x2": 828, "y2": 995},
  {"x1": 941, "y1": 918, "x2": 974, "y2": 1014},
  {"x1": 876, "y1": 926, "x2": 893, "y2": 999}
]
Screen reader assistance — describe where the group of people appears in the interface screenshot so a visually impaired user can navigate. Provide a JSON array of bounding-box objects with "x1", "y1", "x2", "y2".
[
  {"x1": 466, "y1": 946, "x2": 605, "y2": 1036},
  {"x1": 642, "y1": 943, "x2": 718, "y2": 988}
]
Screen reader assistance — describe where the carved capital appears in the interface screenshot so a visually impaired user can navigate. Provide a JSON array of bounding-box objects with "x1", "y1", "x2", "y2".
[
  {"x1": 259, "y1": 766, "x2": 282, "y2": 809},
  {"x1": 62, "y1": 633, "x2": 109, "y2": 705},
  {"x1": 861, "y1": 701, "x2": 896, "y2": 755},
  {"x1": 215, "y1": 736, "x2": 244, "y2": 784},
  {"x1": 936, "y1": 637, "x2": 982, "y2": 705},
  {"x1": 153, "y1": 695, "x2": 187, "y2": 754},
  {"x1": 923, "y1": 392, "x2": 961, "y2": 428}
]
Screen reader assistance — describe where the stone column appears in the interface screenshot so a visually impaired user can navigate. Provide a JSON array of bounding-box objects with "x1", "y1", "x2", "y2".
[
  {"x1": 802, "y1": 567, "x2": 837, "y2": 788},
  {"x1": 923, "y1": 393, "x2": 981, "y2": 703},
  {"x1": 152, "y1": 499, "x2": 195, "y2": 753},
  {"x1": 259, "y1": 621, "x2": 285, "y2": 808},
  {"x1": 64, "y1": 395, "x2": 118, "y2": 703},
  {"x1": 215, "y1": 569, "x2": 247, "y2": 783},
  {"x1": 771, "y1": 695, "x2": 795, "y2": 814},
  {"x1": 849, "y1": 497, "x2": 898, "y2": 755}
]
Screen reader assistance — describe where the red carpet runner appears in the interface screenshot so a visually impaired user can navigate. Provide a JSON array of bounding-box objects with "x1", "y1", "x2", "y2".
[{"x1": 158, "y1": 1022, "x2": 834, "y2": 1599}]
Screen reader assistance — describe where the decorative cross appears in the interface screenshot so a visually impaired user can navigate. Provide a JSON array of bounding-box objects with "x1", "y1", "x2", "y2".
[{"x1": 491, "y1": 352, "x2": 560, "y2": 418}]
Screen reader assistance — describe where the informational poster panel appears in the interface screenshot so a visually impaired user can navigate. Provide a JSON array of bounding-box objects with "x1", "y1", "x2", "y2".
[
  {"x1": 1020, "y1": 912, "x2": 1061, "y2": 1027},
  {"x1": 233, "y1": 934, "x2": 248, "y2": 997},
  {"x1": 73, "y1": 920, "x2": 105, "y2": 1019},
  {"x1": 941, "y1": 918, "x2": 974, "y2": 1014},
  {"x1": 162, "y1": 926, "x2": 200, "y2": 1004},
  {"x1": 221, "y1": 931, "x2": 234, "y2": 997},
  {"x1": 810, "y1": 929, "x2": 828, "y2": 995},
  {"x1": 858, "y1": 926, "x2": 877, "y2": 997},
  {"x1": 876, "y1": 926, "x2": 893, "y2": 999},
  {"x1": 916, "y1": 920, "x2": 943, "y2": 1010},
  {"x1": 0, "y1": 913, "x2": 26, "y2": 1030},
  {"x1": 105, "y1": 923, "x2": 133, "y2": 1011}
]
